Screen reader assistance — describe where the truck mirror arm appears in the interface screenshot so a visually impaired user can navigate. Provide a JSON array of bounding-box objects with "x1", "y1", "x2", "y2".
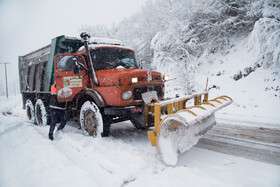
[
  {"x1": 73, "y1": 62, "x2": 81, "y2": 74},
  {"x1": 76, "y1": 61, "x2": 88, "y2": 71}
]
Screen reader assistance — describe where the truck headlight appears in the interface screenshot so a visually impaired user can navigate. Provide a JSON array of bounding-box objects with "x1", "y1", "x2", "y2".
[
  {"x1": 131, "y1": 77, "x2": 138, "y2": 83},
  {"x1": 122, "y1": 91, "x2": 133, "y2": 100}
]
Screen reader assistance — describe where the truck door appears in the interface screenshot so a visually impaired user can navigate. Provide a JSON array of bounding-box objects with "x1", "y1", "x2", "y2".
[{"x1": 54, "y1": 55, "x2": 89, "y2": 102}]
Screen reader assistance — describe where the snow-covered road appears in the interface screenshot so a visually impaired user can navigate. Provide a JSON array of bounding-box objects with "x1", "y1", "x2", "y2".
[{"x1": 0, "y1": 104, "x2": 280, "y2": 187}]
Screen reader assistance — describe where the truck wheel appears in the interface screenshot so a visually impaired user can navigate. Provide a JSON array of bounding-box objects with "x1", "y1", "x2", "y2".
[
  {"x1": 25, "y1": 99, "x2": 35, "y2": 122},
  {"x1": 80, "y1": 101, "x2": 103, "y2": 137},
  {"x1": 35, "y1": 99, "x2": 48, "y2": 126}
]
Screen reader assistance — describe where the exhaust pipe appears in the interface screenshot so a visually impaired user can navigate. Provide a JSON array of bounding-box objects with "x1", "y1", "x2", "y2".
[{"x1": 80, "y1": 32, "x2": 98, "y2": 86}]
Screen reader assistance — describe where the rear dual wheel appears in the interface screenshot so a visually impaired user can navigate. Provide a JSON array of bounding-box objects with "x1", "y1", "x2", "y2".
[
  {"x1": 27, "y1": 99, "x2": 108, "y2": 137},
  {"x1": 34, "y1": 99, "x2": 48, "y2": 126},
  {"x1": 25, "y1": 99, "x2": 35, "y2": 122},
  {"x1": 25, "y1": 99, "x2": 48, "y2": 126}
]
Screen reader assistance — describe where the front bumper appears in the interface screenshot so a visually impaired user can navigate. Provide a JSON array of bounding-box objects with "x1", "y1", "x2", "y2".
[{"x1": 104, "y1": 106, "x2": 143, "y2": 116}]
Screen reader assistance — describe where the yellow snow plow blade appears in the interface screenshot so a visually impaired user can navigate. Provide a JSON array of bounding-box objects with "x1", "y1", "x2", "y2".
[{"x1": 146, "y1": 92, "x2": 232, "y2": 165}]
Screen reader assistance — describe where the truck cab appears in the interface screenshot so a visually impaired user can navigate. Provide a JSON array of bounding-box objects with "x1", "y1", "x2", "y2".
[{"x1": 54, "y1": 43, "x2": 164, "y2": 106}]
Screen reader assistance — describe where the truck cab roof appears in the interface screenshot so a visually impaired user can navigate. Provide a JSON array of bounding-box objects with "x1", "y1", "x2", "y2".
[
  {"x1": 78, "y1": 37, "x2": 133, "y2": 52},
  {"x1": 78, "y1": 44, "x2": 134, "y2": 53}
]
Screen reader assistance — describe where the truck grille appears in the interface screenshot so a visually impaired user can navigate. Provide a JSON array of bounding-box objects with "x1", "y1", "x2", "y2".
[{"x1": 133, "y1": 86, "x2": 163, "y2": 100}]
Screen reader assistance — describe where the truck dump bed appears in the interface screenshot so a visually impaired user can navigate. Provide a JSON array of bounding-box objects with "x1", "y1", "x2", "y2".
[
  {"x1": 18, "y1": 35, "x2": 83, "y2": 94},
  {"x1": 18, "y1": 44, "x2": 52, "y2": 93}
]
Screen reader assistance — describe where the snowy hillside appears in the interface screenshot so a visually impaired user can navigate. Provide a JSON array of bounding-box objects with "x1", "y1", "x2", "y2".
[
  {"x1": 195, "y1": 17, "x2": 280, "y2": 125},
  {"x1": 109, "y1": 0, "x2": 280, "y2": 125},
  {"x1": 194, "y1": 21, "x2": 280, "y2": 125}
]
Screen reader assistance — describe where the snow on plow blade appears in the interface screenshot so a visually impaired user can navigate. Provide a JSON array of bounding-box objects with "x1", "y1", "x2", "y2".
[{"x1": 146, "y1": 93, "x2": 232, "y2": 166}]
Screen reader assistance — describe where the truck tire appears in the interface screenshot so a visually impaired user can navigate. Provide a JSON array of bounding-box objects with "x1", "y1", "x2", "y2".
[
  {"x1": 25, "y1": 99, "x2": 35, "y2": 123},
  {"x1": 35, "y1": 99, "x2": 48, "y2": 126},
  {"x1": 80, "y1": 101, "x2": 103, "y2": 137}
]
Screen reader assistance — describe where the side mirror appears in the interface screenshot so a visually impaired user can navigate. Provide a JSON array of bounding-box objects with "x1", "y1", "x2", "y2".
[{"x1": 73, "y1": 62, "x2": 81, "y2": 74}]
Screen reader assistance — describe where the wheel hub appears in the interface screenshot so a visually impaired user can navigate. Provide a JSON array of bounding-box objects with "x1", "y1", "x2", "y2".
[{"x1": 84, "y1": 110, "x2": 98, "y2": 136}]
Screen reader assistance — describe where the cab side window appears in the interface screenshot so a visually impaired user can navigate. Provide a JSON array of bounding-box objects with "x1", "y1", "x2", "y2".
[{"x1": 57, "y1": 56, "x2": 77, "y2": 71}]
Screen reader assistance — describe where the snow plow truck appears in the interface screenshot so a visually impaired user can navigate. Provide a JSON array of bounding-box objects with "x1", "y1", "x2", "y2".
[{"x1": 18, "y1": 33, "x2": 232, "y2": 165}]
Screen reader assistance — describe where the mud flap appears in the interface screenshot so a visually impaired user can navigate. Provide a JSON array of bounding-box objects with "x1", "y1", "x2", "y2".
[{"x1": 130, "y1": 113, "x2": 146, "y2": 129}]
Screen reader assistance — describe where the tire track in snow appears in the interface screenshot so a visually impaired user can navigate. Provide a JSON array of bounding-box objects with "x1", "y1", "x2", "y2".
[
  {"x1": 32, "y1": 124, "x2": 162, "y2": 187},
  {"x1": 0, "y1": 118, "x2": 98, "y2": 187},
  {"x1": 56, "y1": 128, "x2": 163, "y2": 187},
  {"x1": 32, "y1": 125, "x2": 120, "y2": 187},
  {"x1": 3, "y1": 113, "x2": 163, "y2": 187}
]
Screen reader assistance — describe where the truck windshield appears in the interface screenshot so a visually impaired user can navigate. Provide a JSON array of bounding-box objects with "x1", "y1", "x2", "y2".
[{"x1": 91, "y1": 48, "x2": 137, "y2": 70}]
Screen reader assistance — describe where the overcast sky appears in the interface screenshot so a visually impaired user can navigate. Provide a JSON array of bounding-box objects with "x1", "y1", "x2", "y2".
[
  {"x1": 0, "y1": 0, "x2": 147, "y2": 94},
  {"x1": 0, "y1": 0, "x2": 147, "y2": 62}
]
